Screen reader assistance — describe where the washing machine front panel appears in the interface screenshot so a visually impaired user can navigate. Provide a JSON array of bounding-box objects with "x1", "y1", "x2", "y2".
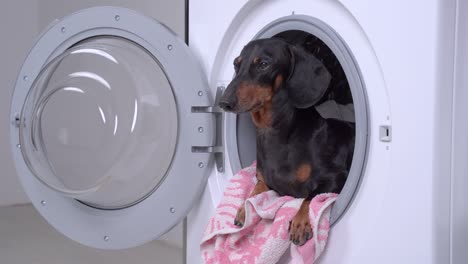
[
  {"x1": 10, "y1": 7, "x2": 215, "y2": 249},
  {"x1": 189, "y1": 0, "x2": 396, "y2": 262},
  {"x1": 189, "y1": 0, "x2": 451, "y2": 262}
]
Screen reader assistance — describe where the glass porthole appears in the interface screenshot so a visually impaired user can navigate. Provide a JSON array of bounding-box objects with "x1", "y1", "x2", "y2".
[{"x1": 20, "y1": 36, "x2": 178, "y2": 210}]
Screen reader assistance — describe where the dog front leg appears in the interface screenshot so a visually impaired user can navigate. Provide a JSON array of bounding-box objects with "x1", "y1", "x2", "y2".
[
  {"x1": 288, "y1": 199, "x2": 312, "y2": 246},
  {"x1": 234, "y1": 171, "x2": 269, "y2": 227}
]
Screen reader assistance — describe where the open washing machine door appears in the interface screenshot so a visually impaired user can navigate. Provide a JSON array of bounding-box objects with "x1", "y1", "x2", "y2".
[{"x1": 9, "y1": 6, "x2": 217, "y2": 249}]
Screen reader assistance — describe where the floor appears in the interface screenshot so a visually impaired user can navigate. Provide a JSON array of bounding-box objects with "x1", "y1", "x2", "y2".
[{"x1": 0, "y1": 204, "x2": 184, "y2": 264}]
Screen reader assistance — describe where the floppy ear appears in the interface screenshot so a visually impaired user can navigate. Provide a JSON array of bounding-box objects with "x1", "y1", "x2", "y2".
[{"x1": 286, "y1": 45, "x2": 331, "y2": 108}]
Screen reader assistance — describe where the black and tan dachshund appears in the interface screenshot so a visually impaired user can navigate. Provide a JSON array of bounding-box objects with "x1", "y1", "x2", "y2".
[{"x1": 219, "y1": 38, "x2": 355, "y2": 246}]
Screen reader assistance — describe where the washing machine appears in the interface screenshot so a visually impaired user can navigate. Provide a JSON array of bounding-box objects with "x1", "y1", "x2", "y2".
[{"x1": 9, "y1": 0, "x2": 468, "y2": 263}]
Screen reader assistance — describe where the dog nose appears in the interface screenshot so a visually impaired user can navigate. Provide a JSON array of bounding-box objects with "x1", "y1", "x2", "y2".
[{"x1": 219, "y1": 100, "x2": 233, "y2": 111}]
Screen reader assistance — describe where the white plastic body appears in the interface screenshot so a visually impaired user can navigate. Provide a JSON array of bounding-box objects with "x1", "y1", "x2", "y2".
[{"x1": 187, "y1": 0, "x2": 463, "y2": 263}]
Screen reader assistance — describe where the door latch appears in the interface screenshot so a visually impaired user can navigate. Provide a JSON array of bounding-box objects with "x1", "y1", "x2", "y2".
[{"x1": 379, "y1": 125, "x2": 391, "y2": 142}]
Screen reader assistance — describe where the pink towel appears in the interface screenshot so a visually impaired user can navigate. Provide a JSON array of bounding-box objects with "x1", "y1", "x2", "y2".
[{"x1": 200, "y1": 162, "x2": 337, "y2": 264}]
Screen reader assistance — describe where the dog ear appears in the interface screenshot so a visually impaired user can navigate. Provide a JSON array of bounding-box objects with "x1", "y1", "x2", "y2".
[{"x1": 286, "y1": 45, "x2": 331, "y2": 108}]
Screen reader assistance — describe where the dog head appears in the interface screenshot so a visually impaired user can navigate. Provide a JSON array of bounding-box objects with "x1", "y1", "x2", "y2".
[{"x1": 219, "y1": 38, "x2": 331, "y2": 113}]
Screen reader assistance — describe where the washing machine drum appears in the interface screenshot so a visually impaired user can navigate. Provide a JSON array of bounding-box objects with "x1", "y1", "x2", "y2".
[{"x1": 10, "y1": 7, "x2": 215, "y2": 249}]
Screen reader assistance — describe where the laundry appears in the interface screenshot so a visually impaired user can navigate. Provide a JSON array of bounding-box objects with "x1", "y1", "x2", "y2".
[{"x1": 200, "y1": 162, "x2": 337, "y2": 264}]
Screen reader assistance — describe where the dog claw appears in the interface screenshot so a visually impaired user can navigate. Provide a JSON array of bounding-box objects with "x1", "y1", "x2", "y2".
[
  {"x1": 289, "y1": 232, "x2": 309, "y2": 246},
  {"x1": 234, "y1": 206, "x2": 246, "y2": 228},
  {"x1": 234, "y1": 220, "x2": 243, "y2": 227}
]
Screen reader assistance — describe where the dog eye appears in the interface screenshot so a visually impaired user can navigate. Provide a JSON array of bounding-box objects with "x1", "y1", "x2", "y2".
[
  {"x1": 258, "y1": 61, "x2": 269, "y2": 70},
  {"x1": 233, "y1": 61, "x2": 240, "y2": 72}
]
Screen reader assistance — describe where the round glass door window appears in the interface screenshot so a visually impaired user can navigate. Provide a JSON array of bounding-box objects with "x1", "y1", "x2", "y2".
[{"x1": 20, "y1": 36, "x2": 178, "y2": 210}]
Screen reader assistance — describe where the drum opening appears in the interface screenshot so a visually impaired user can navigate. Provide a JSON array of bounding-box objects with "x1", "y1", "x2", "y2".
[{"x1": 226, "y1": 17, "x2": 369, "y2": 225}]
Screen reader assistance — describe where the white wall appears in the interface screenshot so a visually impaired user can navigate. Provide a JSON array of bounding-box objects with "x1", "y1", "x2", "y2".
[{"x1": 0, "y1": 0, "x2": 185, "y2": 207}]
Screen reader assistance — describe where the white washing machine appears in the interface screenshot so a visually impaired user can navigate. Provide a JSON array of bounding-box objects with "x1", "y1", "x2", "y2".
[{"x1": 9, "y1": 0, "x2": 468, "y2": 263}]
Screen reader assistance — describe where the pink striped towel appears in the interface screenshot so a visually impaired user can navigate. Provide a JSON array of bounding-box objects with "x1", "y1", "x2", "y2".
[{"x1": 200, "y1": 162, "x2": 337, "y2": 264}]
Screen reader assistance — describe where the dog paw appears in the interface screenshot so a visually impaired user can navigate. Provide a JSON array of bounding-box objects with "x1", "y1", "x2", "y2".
[
  {"x1": 288, "y1": 213, "x2": 312, "y2": 246},
  {"x1": 234, "y1": 206, "x2": 246, "y2": 227}
]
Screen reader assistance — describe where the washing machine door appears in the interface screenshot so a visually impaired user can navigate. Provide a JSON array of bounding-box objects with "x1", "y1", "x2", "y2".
[{"x1": 9, "y1": 7, "x2": 216, "y2": 249}]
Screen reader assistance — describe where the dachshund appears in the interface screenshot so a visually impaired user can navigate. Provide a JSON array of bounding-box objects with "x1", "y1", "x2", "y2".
[{"x1": 218, "y1": 38, "x2": 355, "y2": 246}]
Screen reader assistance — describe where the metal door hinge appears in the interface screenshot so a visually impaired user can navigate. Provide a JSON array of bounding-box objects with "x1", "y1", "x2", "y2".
[{"x1": 191, "y1": 86, "x2": 225, "y2": 172}]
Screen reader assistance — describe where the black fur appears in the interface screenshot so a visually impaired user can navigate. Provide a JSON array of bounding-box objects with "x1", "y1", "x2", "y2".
[{"x1": 219, "y1": 38, "x2": 355, "y2": 200}]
